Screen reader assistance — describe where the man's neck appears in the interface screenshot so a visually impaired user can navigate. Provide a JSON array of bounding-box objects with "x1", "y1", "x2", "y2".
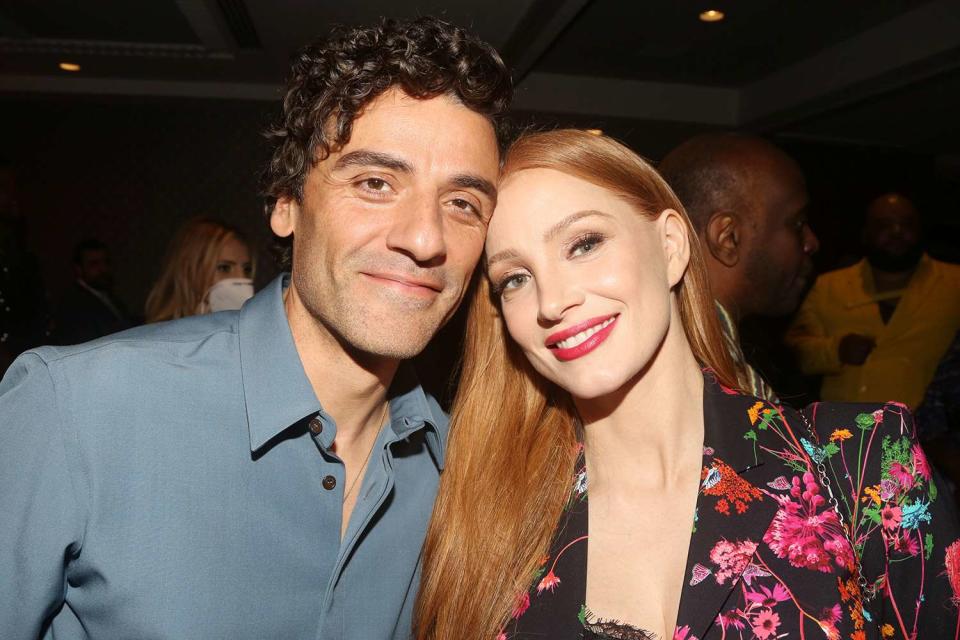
[
  {"x1": 283, "y1": 285, "x2": 397, "y2": 445},
  {"x1": 869, "y1": 263, "x2": 916, "y2": 294}
]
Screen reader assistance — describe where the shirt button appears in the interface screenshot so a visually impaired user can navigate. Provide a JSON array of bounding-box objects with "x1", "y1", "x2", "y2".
[
  {"x1": 322, "y1": 475, "x2": 337, "y2": 490},
  {"x1": 309, "y1": 418, "x2": 323, "y2": 434}
]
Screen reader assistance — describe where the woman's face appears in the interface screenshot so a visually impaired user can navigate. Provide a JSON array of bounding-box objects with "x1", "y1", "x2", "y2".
[
  {"x1": 214, "y1": 235, "x2": 253, "y2": 283},
  {"x1": 485, "y1": 168, "x2": 689, "y2": 400}
]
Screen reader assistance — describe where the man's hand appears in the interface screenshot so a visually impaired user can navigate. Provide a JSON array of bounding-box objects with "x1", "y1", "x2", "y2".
[{"x1": 838, "y1": 333, "x2": 876, "y2": 365}]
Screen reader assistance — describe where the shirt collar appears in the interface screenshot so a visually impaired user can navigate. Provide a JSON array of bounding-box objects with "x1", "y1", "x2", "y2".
[
  {"x1": 238, "y1": 274, "x2": 446, "y2": 465},
  {"x1": 702, "y1": 369, "x2": 767, "y2": 473},
  {"x1": 239, "y1": 275, "x2": 321, "y2": 452}
]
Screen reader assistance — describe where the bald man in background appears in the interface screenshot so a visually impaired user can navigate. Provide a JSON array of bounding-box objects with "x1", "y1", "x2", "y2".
[
  {"x1": 786, "y1": 193, "x2": 960, "y2": 408},
  {"x1": 659, "y1": 134, "x2": 820, "y2": 402}
]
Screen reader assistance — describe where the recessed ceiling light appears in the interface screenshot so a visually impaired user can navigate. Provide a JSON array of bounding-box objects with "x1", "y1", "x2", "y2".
[
  {"x1": 585, "y1": 129, "x2": 603, "y2": 136},
  {"x1": 699, "y1": 10, "x2": 725, "y2": 22},
  {"x1": 59, "y1": 62, "x2": 81, "y2": 72}
]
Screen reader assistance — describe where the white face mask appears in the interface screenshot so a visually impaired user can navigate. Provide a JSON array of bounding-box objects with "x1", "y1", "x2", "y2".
[{"x1": 201, "y1": 278, "x2": 254, "y2": 314}]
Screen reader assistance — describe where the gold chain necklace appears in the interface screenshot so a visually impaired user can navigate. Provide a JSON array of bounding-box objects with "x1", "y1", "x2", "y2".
[{"x1": 342, "y1": 401, "x2": 389, "y2": 503}]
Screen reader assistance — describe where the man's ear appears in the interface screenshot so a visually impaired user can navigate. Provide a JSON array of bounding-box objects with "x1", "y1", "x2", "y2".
[
  {"x1": 658, "y1": 209, "x2": 691, "y2": 288},
  {"x1": 270, "y1": 196, "x2": 299, "y2": 238},
  {"x1": 704, "y1": 211, "x2": 740, "y2": 267}
]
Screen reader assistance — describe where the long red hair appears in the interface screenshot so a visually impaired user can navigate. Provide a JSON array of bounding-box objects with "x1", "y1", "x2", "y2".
[{"x1": 415, "y1": 129, "x2": 742, "y2": 640}]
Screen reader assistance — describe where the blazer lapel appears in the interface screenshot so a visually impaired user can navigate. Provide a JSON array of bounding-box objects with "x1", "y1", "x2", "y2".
[{"x1": 675, "y1": 374, "x2": 780, "y2": 639}]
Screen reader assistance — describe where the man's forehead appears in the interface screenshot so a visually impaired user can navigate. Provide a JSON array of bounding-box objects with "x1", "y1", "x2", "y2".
[{"x1": 354, "y1": 93, "x2": 491, "y2": 147}]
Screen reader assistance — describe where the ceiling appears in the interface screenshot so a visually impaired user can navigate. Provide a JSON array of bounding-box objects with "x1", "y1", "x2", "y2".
[{"x1": 2, "y1": 0, "x2": 960, "y2": 158}]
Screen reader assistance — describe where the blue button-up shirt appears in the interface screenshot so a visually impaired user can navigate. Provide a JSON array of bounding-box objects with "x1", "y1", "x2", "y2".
[{"x1": 0, "y1": 275, "x2": 447, "y2": 639}]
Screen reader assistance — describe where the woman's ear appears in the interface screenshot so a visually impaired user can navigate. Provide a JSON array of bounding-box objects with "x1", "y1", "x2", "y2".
[
  {"x1": 270, "y1": 196, "x2": 299, "y2": 238},
  {"x1": 658, "y1": 209, "x2": 691, "y2": 287}
]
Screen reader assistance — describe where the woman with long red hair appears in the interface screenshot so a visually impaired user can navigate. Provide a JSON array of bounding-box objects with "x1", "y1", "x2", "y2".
[{"x1": 416, "y1": 130, "x2": 959, "y2": 640}]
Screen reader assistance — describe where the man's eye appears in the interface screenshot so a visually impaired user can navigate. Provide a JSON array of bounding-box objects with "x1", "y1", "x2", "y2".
[
  {"x1": 361, "y1": 178, "x2": 390, "y2": 192},
  {"x1": 449, "y1": 198, "x2": 480, "y2": 217}
]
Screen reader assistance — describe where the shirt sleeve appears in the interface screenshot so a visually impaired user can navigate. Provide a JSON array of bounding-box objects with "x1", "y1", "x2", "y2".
[
  {"x1": 0, "y1": 352, "x2": 85, "y2": 639},
  {"x1": 856, "y1": 403, "x2": 960, "y2": 637},
  {"x1": 785, "y1": 283, "x2": 844, "y2": 376}
]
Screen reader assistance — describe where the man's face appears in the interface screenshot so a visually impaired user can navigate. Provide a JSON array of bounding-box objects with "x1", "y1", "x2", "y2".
[
  {"x1": 863, "y1": 196, "x2": 922, "y2": 272},
  {"x1": 741, "y1": 154, "x2": 819, "y2": 316},
  {"x1": 272, "y1": 88, "x2": 500, "y2": 360},
  {"x1": 78, "y1": 249, "x2": 113, "y2": 291}
]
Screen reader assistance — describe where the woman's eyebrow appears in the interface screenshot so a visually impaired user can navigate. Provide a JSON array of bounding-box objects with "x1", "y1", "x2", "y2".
[
  {"x1": 543, "y1": 209, "x2": 612, "y2": 242},
  {"x1": 486, "y1": 248, "x2": 520, "y2": 270}
]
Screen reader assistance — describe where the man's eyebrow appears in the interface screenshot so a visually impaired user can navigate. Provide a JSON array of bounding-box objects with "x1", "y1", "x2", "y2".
[
  {"x1": 544, "y1": 210, "x2": 613, "y2": 242},
  {"x1": 332, "y1": 150, "x2": 412, "y2": 173},
  {"x1": 451, "y1": 174, "x2": 496, "y2": 200},
  {"x1": 486, "y1": 248, "x2": 521, "y2": 270}
]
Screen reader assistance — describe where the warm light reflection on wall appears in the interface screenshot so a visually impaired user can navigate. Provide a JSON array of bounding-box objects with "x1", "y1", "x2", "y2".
[
  {"x1": 699, "y1": 10, "x2": 725, "y2": 22},
  {"x1": 59, "y1": 62, "x2": 81, "y2": 72}
]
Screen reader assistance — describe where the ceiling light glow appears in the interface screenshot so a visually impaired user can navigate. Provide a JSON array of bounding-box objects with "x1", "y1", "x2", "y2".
[
  {"x1": 699, "y1": 10, "x2": 725, "y2": 22},
  {"x1": 59, "y1": 62, "x2": 81, "y2": 72}
]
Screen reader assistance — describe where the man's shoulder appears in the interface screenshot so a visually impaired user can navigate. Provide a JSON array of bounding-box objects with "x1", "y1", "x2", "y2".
[
  {"x1": 929, "y1": 257, "x2": 960, "y2": 279},
  {"x1": 814, "y1": 261, "x2": 861, "y2": 286},
  {"x1": 30, "y1": 311, "x2": 241, "y2": 370}
]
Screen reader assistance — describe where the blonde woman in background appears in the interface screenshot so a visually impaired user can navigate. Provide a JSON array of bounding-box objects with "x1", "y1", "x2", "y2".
[{"x1": 145, "y1": 218, "x2": 255, "y2": 323}]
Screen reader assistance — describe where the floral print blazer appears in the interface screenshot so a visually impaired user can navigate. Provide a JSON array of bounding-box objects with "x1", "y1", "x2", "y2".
[{"x1": 505, "y1": 373, "x2": 960, "y2": 640}]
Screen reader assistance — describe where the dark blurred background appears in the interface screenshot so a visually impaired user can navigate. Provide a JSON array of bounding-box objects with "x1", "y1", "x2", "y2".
[{"x1": 2, "y1": 0, "x2": 959, "y2": 402}]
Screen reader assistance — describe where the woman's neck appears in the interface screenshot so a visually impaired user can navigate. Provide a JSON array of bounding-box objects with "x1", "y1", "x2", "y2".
[{"x1": 578, "y1": 327, "x2": 705, "y2": 493}]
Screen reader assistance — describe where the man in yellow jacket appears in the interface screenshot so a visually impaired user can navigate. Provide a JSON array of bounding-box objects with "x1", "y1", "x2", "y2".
[{"x1": 786, "y1": 193, "x2": 960, "y2": 408}]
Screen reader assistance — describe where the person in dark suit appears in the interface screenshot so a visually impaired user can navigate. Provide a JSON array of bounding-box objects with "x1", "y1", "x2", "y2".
[
  {"x1": 416, "y1": 130, "x2": 960, "y2": 640},
  {"x1": 52, "y1": 239, "x2": 130, "y2": 344}
]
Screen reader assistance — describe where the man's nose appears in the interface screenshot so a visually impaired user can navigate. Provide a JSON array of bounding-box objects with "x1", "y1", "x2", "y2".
[
  {"x1": 803, "y1": 223, "x2": 820, "y2": 255},
  {"x1": 385, "y1": 196, "x2": 446, "y2": 264}
]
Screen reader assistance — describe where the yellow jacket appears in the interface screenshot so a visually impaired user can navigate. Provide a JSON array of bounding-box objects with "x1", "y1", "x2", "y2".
[{"x1": 786, "y1": 255, "x2": 960, "y2": 408}]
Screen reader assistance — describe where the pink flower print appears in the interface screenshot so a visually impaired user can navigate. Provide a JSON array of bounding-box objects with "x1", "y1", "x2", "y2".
[
  {"x1": 872, "y1": 409, "x2": 885, "y2": 424},
  {"x1": 673, "y1": 625, "x2": 699, "y2": 640},
  {"x1": 892, "y1": 530, "x2": 921, "y2": 556},
  {"x1": 888, "y1": 462, "x2": 914, "y2": 491},
  {"x1": 745, "y1": 583, "x2": 790, "y2": 608},
  {"x1": 536, "y1": 570, "x2": 560, "y2": 593},
  {"x1": 881, "y1": 505, "x2": 903, "y2": 530},
  {"x1": 709, "y1": 538, "x2": 758, "y2": 584},
  {"x1": 717, "y1": 609, "x2": 746, "y2": 630},
  {"x1": 913, "y1": 443, "x2": 932, "y2": 482},
  {"x1": 879, "y1": 479, "x2": 898, "y2": 501},
  {"x1": 763, "y1": 473, "x2": 854, "y2": 572},
  {"x1": 752, "y1": 609, "x2": 781, "y2": 640},
  {"x1": 496, "y1": 634, "x2": 507, "y2": 640},
  {"x1": 511, "y1": 591, "x2": 530, "y2": 619},
  {"x1": 819, "y1": 603, "x2": 842, "y2": 625},
  {"x1": 944, "y1": 539, "x2": 960, "y2": 606}
]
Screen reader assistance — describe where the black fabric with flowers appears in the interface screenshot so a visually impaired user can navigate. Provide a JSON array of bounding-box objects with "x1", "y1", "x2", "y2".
[{"x1": 502, "y1": 373, "x2": 960, "y2": 640}]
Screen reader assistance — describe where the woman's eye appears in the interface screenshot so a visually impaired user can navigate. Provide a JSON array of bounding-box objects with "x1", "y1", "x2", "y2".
[
  {"x1": 216, "y1": 263, "x2": 231, "y2": 273},
  {"x1": 497, "y1": 273, "x2": 529, "y2": 294},
  {"x1": 243, "y1": 264, "x2": 253, "y2": 277},
  {"x1": 570, "y1": 233, "x2": 604, "y2": 257}
]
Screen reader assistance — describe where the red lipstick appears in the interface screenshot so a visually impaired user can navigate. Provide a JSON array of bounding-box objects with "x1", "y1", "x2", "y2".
[{"x1": 545, "y1": 314, "x2": 618, "y2": 362}]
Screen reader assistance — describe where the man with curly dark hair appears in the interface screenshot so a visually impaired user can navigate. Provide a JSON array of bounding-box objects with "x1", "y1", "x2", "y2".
[{"x1": 0, "y1": 17, "x2": 511, "y2": 639}]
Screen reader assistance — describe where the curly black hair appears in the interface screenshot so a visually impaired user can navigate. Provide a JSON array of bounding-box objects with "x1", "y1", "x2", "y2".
[{"x1": 261, "y1": 17, "x2": 513, "y2": 265}]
